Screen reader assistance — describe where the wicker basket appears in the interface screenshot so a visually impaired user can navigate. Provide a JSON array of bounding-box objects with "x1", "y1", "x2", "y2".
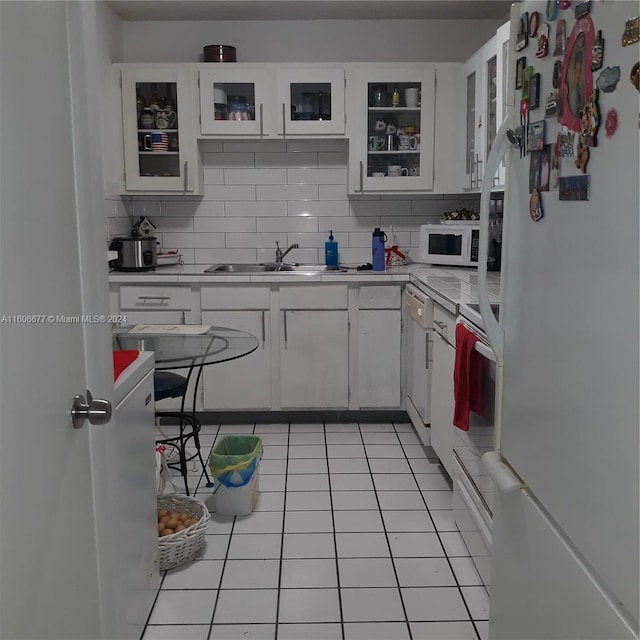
[{"x1": 158, "y1": 494, "x2": 210, "y2": 571}]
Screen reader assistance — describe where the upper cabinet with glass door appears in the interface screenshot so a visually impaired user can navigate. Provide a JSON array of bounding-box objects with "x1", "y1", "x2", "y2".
[
  {"x1": 494, "y1": 21, "x2": 511, "y2": 187},
  {"x1": 276, "y1": 68, "x2": 345, "y2": 137},
  {"x1": 119, "y1": 66, "x2": 202, "y2": 194},
  {"x1": 462, "y1": 24, "x2": 510, "y2": 191},
  {"x1": 198, "y1": 65, "x2": 346, "y2": 138},
  {"x1": 346, "y1": 66, "x2": 436, "y2": 194},
  {"x1": 199, "y1": 66, "x2": 272, "y2": 136}
]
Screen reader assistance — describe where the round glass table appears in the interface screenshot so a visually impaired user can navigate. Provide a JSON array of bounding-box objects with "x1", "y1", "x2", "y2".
[
  {"x1": 113, "y1": 324, "x2": 260, "y2": 370},
  {"x1": 113, "y1": 324, "x2": 259, "y2": 494}
]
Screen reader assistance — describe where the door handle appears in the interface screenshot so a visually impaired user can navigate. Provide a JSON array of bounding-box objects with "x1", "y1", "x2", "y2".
[
  {"x1": 425, "y1": 335, "x2": 431, "y2": 369},
  {"x1": 282, "y1": 103, "x2": 286, "y2": 139},
  {"x1": 71, "y1": 390, "x2": 112, "y2": 429},
  {"x1": 259, "y1": 103, "x2": 264, "y2": 138}
]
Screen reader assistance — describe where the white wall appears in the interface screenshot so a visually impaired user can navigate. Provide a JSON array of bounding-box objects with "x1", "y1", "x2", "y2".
[
  {"x1": 105, "y1": 139, "x2": 480, "y2": 266},
  {"x1": 122, "y1": 19, "x2": 502, "y2": 63}
]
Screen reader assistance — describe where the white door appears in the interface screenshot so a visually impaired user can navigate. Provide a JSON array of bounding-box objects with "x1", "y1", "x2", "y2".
[{"x1": 0, "y1": 3, "x2": 123, "y2": 639}]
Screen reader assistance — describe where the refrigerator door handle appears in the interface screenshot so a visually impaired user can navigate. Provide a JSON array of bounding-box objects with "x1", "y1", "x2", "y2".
[
  {"x1": 481, "y1": 451, "x2": 522, "y2": 493},
  {"x1": 477, "y1": 112, "x2": 514, "y2": 366}
]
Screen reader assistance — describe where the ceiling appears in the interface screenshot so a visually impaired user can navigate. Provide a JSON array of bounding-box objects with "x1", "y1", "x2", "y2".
[{"x1": 105, "y1": 0, "x2": 513, "y2": 22}]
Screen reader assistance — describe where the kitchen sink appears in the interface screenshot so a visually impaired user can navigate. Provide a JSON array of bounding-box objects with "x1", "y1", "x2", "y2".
[
  {"x1": 204, "y1": 263, "x2": 346, "y2": 274},
  {"x1": 204, "y1": 264, "x2": 272, "y2": 273}
]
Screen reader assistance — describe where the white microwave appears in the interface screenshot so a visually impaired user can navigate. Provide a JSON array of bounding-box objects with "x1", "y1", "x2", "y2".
[{"x1": 416, "y1": 222, "x2": 480, "y2": 267}]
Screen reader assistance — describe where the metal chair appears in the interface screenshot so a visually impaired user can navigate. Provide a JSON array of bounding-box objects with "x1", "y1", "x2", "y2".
[{"x1": 154, "y1": 371, "x2": 212, "y2": 495}]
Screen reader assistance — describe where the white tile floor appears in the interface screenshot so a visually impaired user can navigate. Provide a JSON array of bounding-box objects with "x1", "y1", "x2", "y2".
[{"x1": 144, "y1": 422, "x2": 489, "y2": 640}]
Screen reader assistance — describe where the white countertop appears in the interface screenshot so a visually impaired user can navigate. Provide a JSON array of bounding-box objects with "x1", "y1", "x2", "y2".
[{"x1": 109, "y1": 264, "x2": 501, "y2": 316}]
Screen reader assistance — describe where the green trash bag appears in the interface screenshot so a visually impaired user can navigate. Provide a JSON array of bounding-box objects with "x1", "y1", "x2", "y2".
[{"x1": 209, "y1": 435, "x2": 263, "y2": 488}]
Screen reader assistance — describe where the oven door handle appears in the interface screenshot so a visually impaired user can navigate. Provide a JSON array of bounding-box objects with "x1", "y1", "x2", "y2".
[{"x1": 481, "y1": 451, "x2": 522, "y2": 494}]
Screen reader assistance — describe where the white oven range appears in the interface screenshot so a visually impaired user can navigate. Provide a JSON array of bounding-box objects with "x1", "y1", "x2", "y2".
[{"x1": 452, "y1": 305, "x2": 500, "y2": 591}]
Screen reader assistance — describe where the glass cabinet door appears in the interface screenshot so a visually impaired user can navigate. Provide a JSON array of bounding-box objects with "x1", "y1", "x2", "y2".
[
  {"x1": 199, "y1": 67, "x2": 270, "y2": 136},
  {"x1": 486, "y1": 54, "x2": 497, "y2": 158},
  {"x1": 276, "y1": 68, "x2": 345, "y2": 136},
  {"x1": 121, "y1": 67, "x2": 196, "y2": 192},
  {"x1": 353, "y1": 68, "x2": 435, "y2": 192}
]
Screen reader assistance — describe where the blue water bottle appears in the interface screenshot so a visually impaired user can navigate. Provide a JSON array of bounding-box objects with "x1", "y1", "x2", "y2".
[
  {"x1": 372, "y1": 227, "x2": 387, "y2": 271},
  {"x1": 325, "y1": 230, "x2": 338, "y2": 266}
]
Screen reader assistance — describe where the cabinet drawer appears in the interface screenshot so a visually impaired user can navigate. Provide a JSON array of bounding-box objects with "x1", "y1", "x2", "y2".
[
  {"x1": 120, "y1": 286, "x2": 192, "y2": 310},
  {"x1": 433, "y1": 303, "x2": 456, "y2": 346},
  {"x1": 358, "y1": 285, "x2": 401, "y2": 309},
  {"x1": 201, "y1": 285, "x2": 270, "y2": 310},
  {"x1": 279, "y1": 284, "x2": 348, "y2": 309}
]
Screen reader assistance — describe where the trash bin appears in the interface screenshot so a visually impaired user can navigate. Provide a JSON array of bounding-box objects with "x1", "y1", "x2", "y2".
[{"x1": 209, "y1": 435, "x2": 262, "y2": 516}]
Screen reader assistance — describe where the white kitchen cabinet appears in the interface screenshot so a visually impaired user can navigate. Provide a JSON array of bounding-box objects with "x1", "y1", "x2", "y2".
[
  {"x1": 199, "y1": 65, "x2": 272, "y2": 137},
  {"x1": 357, "y1": 285, "x2": 402, "y2": 409},
  {"x1": 358, "y1": 310, "x2": 401, "y2": 408},
  {"x1": 113, "y1": 353, "x2": 159, "y2": 639},
  {"x1": 280, "y1": 309, "x2": 349, "y2": 409},
  {"x1": 279, "y1": 284, "x2": 349, "y2": 409},
  {"x1": 429, "y1": 304, "x2": 456, "y2": 478},
  {"x1": 346, "y1": 64, "x2": 436, "y2": 193},
  {"x1": 462, "y1": 46, "x2": 485, "y2": 191},
  {"x1": 276, "y1": 67, "x2": 346, "y2": 136},
  {"x1": 118, "y1": 65, "x2": 203, "y2": 194},
  {"x1": 115, "y1": 284, "x2": 201, "y2": 410},
  {"x1": 462, "y1": 23, "x2": 510, "y2": 191},
  {"x1": 198, "y1": 64, "x2": 346, "y2": 138},
  {"x1": 200, "y1": 285, "x2": 271, "y2": 410},
  {"x1": 494, "y1": 20, "x2": 511, "y2": 188}
]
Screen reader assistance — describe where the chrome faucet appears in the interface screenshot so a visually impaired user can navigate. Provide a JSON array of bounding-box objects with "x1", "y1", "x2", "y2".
[{"x1": 275, "y1": 241, "x2": 298, "y2": 263}]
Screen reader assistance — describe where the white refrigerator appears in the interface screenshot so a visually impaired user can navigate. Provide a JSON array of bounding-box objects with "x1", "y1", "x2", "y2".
[{"x1": 476, "y1": 1, "x2": 639, "y2": 638}]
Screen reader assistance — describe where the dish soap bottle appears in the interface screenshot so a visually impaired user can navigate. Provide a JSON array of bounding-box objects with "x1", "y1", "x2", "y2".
[
  {"x1": 391, "y1": 85, "x2": 400, "y2": 107},
  {"x1": 372, "y1": 227, "x2": 387, "y2": 271},
  {"x1": 325, "y1": 230, "x2": 338, "y2": 266}
]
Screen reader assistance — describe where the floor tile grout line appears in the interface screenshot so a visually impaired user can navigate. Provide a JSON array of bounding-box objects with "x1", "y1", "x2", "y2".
[
  {"x1": 393, "y1": 422, "x2": 481, "y2": 638},
  {"x1": 205, "y1": 424, "x2": 240, "y2": 640},
  {"x1": 273, "y1": 422, "x2": 291, "y2": 639},
  {"x1": 358, "y1": 422, "x2": 414, "y2": 640},
  {"x1": 322, "y1": 422, "x2": 347, "y2": 640}
]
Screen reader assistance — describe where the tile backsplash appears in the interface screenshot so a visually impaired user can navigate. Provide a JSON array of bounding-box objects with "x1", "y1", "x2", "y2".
[{"x1": 105, "y1": 139, "x2": 481, "y2": 266}]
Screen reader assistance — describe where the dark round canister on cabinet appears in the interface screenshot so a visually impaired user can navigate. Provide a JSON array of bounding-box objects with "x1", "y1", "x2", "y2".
[{"x1": 203, "y1": 44, "x2": 237, "y2": 62}]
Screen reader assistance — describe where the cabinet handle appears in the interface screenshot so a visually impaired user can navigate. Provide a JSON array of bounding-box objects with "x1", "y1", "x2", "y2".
[
  {"x1": 183, "y1": 161, "x2": 189, "y2": 192},
  {"x1": 138, "y1": 296, "x2": 170, "y2": 301},
  {"x1": 283, "y1": 310, "x2": 288, "y2": 346},
  {"x1": 468, "y1": 151, "x2": 474, "y2": 189},
  {"x1": 261, "y1": 310, "x2": 266, "y2": 347},
  {"x1": 282, "y1": 103, "x2": 286, "y2": 139},
  {"x1": 259, "y1": 103, "x2": 264, "y2": 138},
  {"x1": 425, "y1": 335, "x2": 431, "y2": 369},
  {"x1": 181, "y1": 311, "x2": 185, "y2": 324},
  {"x1": 434, "y1": 320, "x2": 446, "y2": 330},
  {"x1": 359, "y1": 160, "x2": 364, "y2": 192},
  {"x1": 476, "y1": 154, "x2": 482, "y2": 186}
]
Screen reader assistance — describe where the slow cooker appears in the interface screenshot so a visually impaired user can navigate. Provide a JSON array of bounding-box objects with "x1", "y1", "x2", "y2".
[{"x1": 109, "y1": 237, "x2": 157, "y2": 272}]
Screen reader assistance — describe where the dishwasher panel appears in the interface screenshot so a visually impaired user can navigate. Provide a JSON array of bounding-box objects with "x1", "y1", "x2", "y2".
[{"x1": 403, "y1": 284, "x2": 433, "y2": 444}]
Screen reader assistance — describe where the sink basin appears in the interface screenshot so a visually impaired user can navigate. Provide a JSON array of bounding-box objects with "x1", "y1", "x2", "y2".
[
  {"x1": 204, "y1": 263, "x2": 346, "y2": 274},
  {"x1": 204, "y1": 264, "x2": 272, "y2": 273}
]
